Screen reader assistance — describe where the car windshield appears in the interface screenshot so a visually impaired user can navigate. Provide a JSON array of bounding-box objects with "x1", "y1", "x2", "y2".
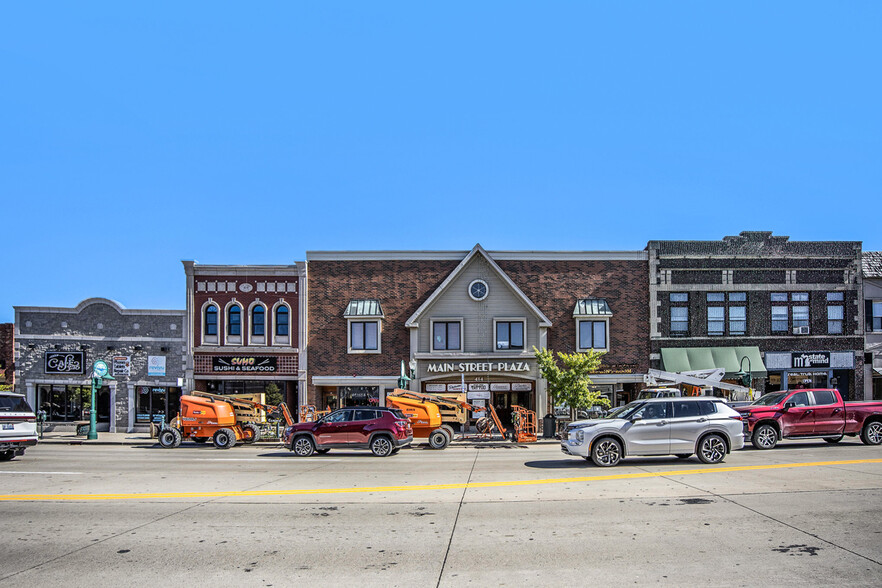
[
  {"x1": 606, "y1": 402, "x2": 645, "y2": 420},
  {"x1": 751, "y1": 392, "x2": 789, "y2": 406},
  {"x1": 0, "y1": 395, "x2": 33, "y2": 412}
]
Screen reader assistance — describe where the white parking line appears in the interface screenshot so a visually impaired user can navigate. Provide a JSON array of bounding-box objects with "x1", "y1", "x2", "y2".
[{"x1": 0, "y1": 471, "x2": 83, "y2": 475}]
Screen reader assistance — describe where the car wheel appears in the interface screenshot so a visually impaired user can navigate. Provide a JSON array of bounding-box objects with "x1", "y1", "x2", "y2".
[
  {"x1": 861, "y1": 421, "x2": 882, "y2": 445},
  {"x1": 591, "y1": 437, "x2": 622, "y2": 467},
  {"x1": 824, "y1": 435, "x2": 844, "y2": 444},
  {"x1": 291, "y1": 436, "x2": 315, "y2": 457},
  {"x1": 697, "y1": 434, "x2": 727, "y2": 464},
  {"x1": 676, "y1": 454, "x2": 692, "y2": 459},
  {"x1": 158, "y1": 429, "x2": 179, "y2": 448},
  {"x1": 213, "y1": 428, "x2": 236, "y2": 449},
  {"x1": 370, "y1": 435, "x2": 394, "y2": 457},
  {"x1": 243, "y1": 423, "x2": 260, "y2": 444},
  {"x1": 751, "y1": 424, "x2": 778, "y2": 450},
  {"x1": 428, "y1": 429, "x2": 449, "y2": 450},
  {"x1": 0, "y1": 450, "x2": 14, "y2": 461}
]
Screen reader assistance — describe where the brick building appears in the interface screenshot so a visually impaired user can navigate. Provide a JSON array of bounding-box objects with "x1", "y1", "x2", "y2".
[
  {"x1": 1, "y1": 323, "x2": 13, "y2": 389},
  {"x1": 183, "y1": 262, "x2": 306, "y2": 408},
  {"x1": 14, "y1": 298, "x2": 186, "y2": 432},
  {"x1": 863, "y1": 251, "x2": 882, "y2": 399},
  {"x1": 647, "y1": 232, "x2": 864, "y2": 399},
  {"x1": 307, "y1": 245, "x2": 649, "y2": 426}
]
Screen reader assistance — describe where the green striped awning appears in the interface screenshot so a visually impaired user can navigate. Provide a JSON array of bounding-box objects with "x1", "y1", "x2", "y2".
[{"x1": 661, "y1": 346, "x2": 766, "y2": 378}]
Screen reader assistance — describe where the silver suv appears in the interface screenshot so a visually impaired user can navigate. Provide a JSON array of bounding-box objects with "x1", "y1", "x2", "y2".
[
  {"x1": 0, "y1": 392, "x2": 38, "y2": 461},
  {"x1": 561, "y1": 397, "x2": 745, "y2": 466}
]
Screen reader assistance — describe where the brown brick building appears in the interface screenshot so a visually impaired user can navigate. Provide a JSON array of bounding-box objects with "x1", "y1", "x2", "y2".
[
  {"x1": 647, "y1": 232, "x2": 865, "y2": 399},
  {"x1": 183, "y1": 262, "x2": 306, "y2": 408},
  {"x1": 306, "y1": 245, "x2": 649, "y2": 423}
]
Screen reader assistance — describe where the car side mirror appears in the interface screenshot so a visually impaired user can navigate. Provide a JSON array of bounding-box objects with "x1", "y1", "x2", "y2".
[
  {"x1": 630, "y1": 416, "x2": 642, "y2": 422},
  {"x1": 783, "y1": 402, "x2": 795, "y2": 410}
]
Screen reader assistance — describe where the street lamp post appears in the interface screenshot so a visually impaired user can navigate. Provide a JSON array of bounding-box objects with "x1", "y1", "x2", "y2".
[{"x1": 88, "y1": 360, "x2": 115, "y2": 440}]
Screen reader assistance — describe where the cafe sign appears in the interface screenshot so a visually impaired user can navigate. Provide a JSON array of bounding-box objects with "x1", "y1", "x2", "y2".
[
  {"x1": 426, "y1": 361, "x2": 531, "y2": 374},
  {"x1": 212, "y1": 356, "x2": 278, "y2": 373},
  {"x1": 791, "y1": 352, "x2": 830, "y2": 369},
  {"x1": 45, "y1": 351, "x2": 85, "y2": 374}
]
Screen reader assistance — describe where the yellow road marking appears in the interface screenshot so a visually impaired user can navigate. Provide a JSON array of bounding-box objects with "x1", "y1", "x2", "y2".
[{"x1": 1, "y1": 458, "x2": 880, "y2": 502}]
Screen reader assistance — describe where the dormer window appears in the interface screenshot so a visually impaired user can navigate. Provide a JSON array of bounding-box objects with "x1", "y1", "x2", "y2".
[
  {"x1": 344, "y1": 299, "x2": 383, "y2": 354},
  {"x1": 573, "y1": 298, "x2": 612, "y2": 352}
]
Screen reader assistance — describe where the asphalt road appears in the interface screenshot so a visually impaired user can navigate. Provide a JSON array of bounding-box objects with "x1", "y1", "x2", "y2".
[{"x1": 1, "y1": 439, "x2": 881, "y2": 587}]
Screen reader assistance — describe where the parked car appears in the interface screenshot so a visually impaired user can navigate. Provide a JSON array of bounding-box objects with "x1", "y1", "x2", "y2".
[
  {"x1": 0, "y1": 392, "x2": 38, "y2": 461},
  {"x1": 284, "y1": 406, "x2": 413, "y2": 457},
  {"x1": 736, "y1": 389, "x2": 882, "y2": 449},
  {"x1": 561, "y1": 397, "x2": 745, "y2": 466}
]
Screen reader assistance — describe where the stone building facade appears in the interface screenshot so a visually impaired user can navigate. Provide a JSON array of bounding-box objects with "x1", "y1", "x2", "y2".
[
  {"x1": 14, "y1": 298, "x2": 186, "y2": 432},
  {"x1": 647, "y1": 232, "x2": 864, "y2": 399},
  {"x1": 307, "y1": 245, "x2": 649, "y2": 426},
  {"x1": 183, "y1": 262, "x2": 306, "y2": 408},
  {"x1": 0, "y1": 323, "x2": 13, "y2": 388}
]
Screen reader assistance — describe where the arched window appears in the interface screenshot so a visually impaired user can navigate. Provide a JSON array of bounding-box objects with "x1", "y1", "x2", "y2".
[
  {"x1": 228, "y1": 305, "x2": 241, "y2": 336},
  {"x1": 275, "y1": 306, "x2": 289, "y2": 336},
  {"x1": 252, "y1": 305, "x2": 265, "y2": 336},
  {"x1": 205, "y1": 305, "x2": 218, "y2": 336}
]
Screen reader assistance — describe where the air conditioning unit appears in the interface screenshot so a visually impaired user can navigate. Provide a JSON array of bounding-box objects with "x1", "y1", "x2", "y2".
[{"x1": 793, "y1": 326, "x2": 810, "y2": 335}]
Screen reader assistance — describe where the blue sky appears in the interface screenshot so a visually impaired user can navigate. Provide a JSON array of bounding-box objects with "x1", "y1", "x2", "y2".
[{"x1": 2, "y1": 2, "x2": 880, "y2": 322}]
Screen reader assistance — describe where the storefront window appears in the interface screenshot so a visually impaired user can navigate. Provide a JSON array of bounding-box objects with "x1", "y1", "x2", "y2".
[
  {"x1": 339, "y1": 386, "x2": 379, "y2": 407},
  {"x1": 787, "y1": 372, "x2": 827, "y2": 389},
  {"x1": 37, "y1": 384, "x2": 109, "y2": 422}
]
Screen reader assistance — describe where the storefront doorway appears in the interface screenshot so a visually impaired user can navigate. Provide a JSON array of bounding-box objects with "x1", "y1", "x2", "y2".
[{"x1": 338, "y1": 386, "x2": 380, "y2": 408}]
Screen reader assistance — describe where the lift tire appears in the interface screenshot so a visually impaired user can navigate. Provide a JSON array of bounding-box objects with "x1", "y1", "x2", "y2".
[
  {"x1": 243, "y1": 423, "x2": 260, "y2": 444},
  {"x1": 429, "y1": 429, "x2": 449, "y2": 450},
  {"x1": 213, "y1": 428, "x2": 236, "y2": 449},
  {"x1": 171, "y1": 428, "x2": 183, "y2": 448},
  {"x1": 440, "y1": 424, "x2": 456, "y2": 441},
  {"x1": 158, "y1": 429, "x2": 180, "y2": 448}
]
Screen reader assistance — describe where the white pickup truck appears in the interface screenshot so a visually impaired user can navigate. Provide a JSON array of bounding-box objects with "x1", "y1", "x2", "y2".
[{"x1": 0, "y1": 392, "x2": 38, "y2": 461}]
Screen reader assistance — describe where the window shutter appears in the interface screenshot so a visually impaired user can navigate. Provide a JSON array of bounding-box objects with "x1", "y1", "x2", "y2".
[{"x1": 867, "y1": 300, "x2": 875, "y2": 331}]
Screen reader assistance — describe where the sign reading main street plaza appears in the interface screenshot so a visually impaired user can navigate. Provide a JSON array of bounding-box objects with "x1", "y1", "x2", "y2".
[
  {"x1": 426, "y1": 361, "x2": 530, "y2": 374},
  {"x1": 45, "y1": 351, "x2": 85, "y2": 374},
  {"x1": 212, "y1": 356, "x2": 278, "y2": 373}
]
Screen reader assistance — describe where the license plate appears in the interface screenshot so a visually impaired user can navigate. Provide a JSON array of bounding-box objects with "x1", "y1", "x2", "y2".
[{"x1": 1, "y1": 424, "x2": 13, "y2": 430}]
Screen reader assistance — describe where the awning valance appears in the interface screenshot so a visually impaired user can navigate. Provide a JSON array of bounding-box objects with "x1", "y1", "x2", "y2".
[{"x1": 661, "y1": 346, "x2": 767, "y2": 378}]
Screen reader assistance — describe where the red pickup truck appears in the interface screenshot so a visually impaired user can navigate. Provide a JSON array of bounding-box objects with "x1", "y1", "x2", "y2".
[{"x1": 737, "y1": 388, "x2": 882, "y2": 450}]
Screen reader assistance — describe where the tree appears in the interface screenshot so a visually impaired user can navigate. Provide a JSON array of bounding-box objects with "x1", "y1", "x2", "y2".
[
  {"x1": 533, "y1": 347, "x2": 610, "y2": 420},
  {"x1": 264, "y1": 382, "x2": 284, "y2": 407}
]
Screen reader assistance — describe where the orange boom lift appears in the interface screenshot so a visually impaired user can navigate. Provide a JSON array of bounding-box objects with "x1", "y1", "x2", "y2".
[{"x1": 385, "y1": 389, "x2": 511, "y2": 448}]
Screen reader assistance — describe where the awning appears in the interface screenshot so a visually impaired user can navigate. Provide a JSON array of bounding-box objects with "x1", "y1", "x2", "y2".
[
  {"x1": 661, "y1": 346, "x2": 767, "y2": 378},
  {"x1": 343, "y1": 299, "x2": 383, "y2": 318},
  {"x1": 573, "y1": 298, "x2": 613, "y2": 316},
  {"x1": 874, "y1": 368, "x2": 882, "y2": 378}
]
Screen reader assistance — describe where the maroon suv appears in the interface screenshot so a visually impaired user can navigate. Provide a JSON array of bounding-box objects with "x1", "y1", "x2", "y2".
[{"x1": 284, "y1": 407, "x2": 413, "y2": 457}]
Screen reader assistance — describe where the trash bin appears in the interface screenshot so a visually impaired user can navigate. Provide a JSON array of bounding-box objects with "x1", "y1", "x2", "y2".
[{"x1": 542, "y1": 414, "x2": 557, "y2": 439}]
